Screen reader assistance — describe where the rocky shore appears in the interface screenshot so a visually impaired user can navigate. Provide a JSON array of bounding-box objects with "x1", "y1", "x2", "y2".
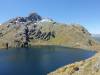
[{"x1": 48, "y1": 51, "x2": 100, "y2": 75}]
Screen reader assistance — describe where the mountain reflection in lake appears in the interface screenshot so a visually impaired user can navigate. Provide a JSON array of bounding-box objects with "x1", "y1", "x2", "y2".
[{"x1": 0, "y1": 46, "x2": 95, "y2": 75}]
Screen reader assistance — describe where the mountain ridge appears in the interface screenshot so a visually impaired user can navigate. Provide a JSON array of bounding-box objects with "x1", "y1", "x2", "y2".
[{"x1": 0, "y1": 12, "x2": 99, "y2": 49}]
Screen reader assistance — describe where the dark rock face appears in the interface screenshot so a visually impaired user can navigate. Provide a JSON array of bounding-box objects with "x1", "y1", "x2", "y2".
[
  {"x1": 14, "y1": 23, "x2": 56, "y2": 48},
  {"x1": 0, "y1": 31, "x2": 3, "y2": 37},
  {"x1": 26, "y1": 12, "x2": 42, "y2": 22},
  {"x1": 27, "y1": 24, "x2": 55, "y2": 40},
  {"x1": 22, "y1": 25, "x2": 30, "y2": 47},
  {"x1": 16, "y1": 17, "x2": 27, "y2": 22},
  {"x1": 9, "y1": 17, "x2": 26, "y2": 23},
  {"x1": 3, "y1": 12, "x2": 42, "y2": 26}
]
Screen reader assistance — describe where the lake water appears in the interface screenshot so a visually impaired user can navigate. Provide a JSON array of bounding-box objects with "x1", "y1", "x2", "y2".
[{"x1": 0, "y1": 46, "x2": 95, "y2": 75}]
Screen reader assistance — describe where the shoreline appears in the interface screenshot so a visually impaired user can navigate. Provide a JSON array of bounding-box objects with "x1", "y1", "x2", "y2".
[
  {"x1": 0, "y1": 43, "x2": 99, "y2": 51},
  {"x1": 0, "y1": 42, "x2": 100, "y2": 75},
  {"x1": 47, "y1": 44, "x2": 100, "y2": 75},
  {"x1": 48, "y1": 52, "x2": 100, "y2": 75}
]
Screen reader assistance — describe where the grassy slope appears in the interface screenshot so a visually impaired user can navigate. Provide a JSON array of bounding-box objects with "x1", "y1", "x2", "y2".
[
  {"x1": 0, "y1": 22, "x2": 99, "y2": 50},
  {"x1": 0, "y1": 25, "x2": 18, "y2": 48},
  {"x1": 30, "y1": 22, "x2": 98, "y2": 50}
]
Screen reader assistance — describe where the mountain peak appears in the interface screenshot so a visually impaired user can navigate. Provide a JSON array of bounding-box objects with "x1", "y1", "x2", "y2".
[
  {"x1": 27, "y1": 12, "x2": 42, "y2": 22},
  {"x1": 3, "y1": 12, "x2": 42, "y2": 25}
]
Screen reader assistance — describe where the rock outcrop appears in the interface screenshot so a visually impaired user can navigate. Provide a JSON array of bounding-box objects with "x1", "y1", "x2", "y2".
[{"x1": 2, "y1": 12, "x2": 42, "y2": 26}]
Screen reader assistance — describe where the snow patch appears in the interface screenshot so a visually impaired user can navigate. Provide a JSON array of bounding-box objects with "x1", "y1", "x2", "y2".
[{"x1": 40, "y1": 18, "x2": 53, "y2": 23}]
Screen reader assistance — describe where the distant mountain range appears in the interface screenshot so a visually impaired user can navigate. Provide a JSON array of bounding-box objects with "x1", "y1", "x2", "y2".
[
  {"x1": 92, "y1": 34, "x2": 100, "y2": 42},
  {"x1": 92, "y1": 34, "x2": 100, "y2": 37}
]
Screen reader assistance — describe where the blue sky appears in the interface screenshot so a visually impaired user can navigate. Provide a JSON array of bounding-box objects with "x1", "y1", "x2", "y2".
[{"x1": 0, "y1": 0, "x2": 100, "y2": 34}]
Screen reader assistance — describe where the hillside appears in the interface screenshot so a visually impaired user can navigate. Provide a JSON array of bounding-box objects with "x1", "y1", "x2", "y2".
[{"x1": 0, "y1": 13, "x2": 99, "y2": 49}]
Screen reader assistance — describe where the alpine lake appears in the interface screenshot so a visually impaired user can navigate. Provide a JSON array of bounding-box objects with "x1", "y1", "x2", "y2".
[{"x1": 0, "y1": 45, "x2": 95, "y2": 75}]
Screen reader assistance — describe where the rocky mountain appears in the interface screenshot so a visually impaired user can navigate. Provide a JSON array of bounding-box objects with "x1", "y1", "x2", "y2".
[
  {"x1": 2, "y1": 12, "x2": 42, "y2": 25},
  {"x1": 0, "y1": 12, "x2": 99, "y2": 49}
]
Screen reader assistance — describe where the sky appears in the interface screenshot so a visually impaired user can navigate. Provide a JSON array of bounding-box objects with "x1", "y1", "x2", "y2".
[{"x1": 0, "y1": 0, "x2": 100, "y2": 34}]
